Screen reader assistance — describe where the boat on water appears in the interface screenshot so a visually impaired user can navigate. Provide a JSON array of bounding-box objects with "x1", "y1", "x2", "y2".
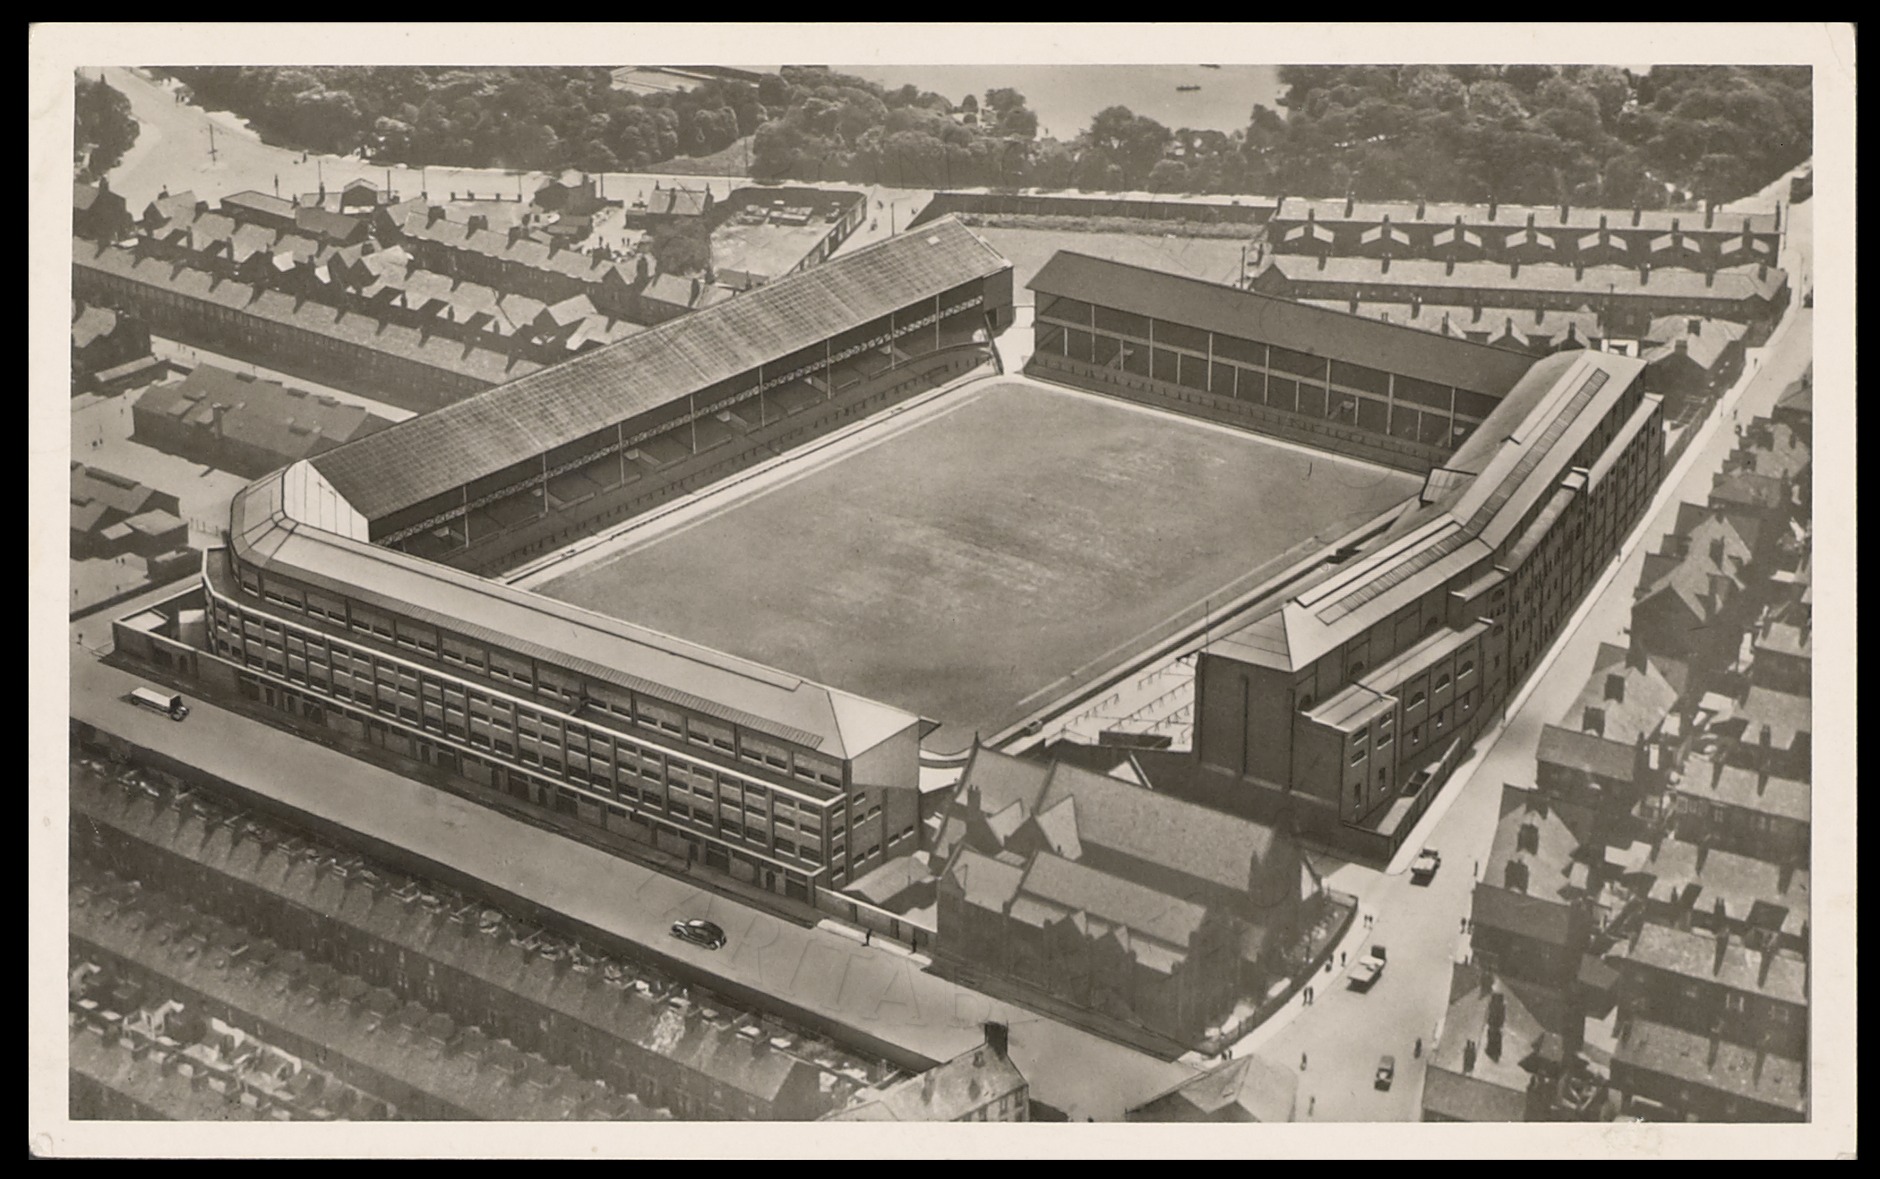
[{"x1": 1176, "y1": 84, "x2": 1202, "y2": 92}]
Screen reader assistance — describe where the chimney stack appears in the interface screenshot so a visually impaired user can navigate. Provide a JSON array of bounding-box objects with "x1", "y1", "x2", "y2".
[
  {"x1": 1463, "y1": 1039, "x2": 1477, "y2": 1074},
  {"x1": 984, "y1": 1022, "x2": 1009, "y2": 1061},
  {"x1": 1348, "y1": 295, "x2": 1360, "y2": 314},
  {"x1": 1381, "y1": 255, "x2": 1391, "y2": 274},
  {"x1": 1345, "y1": 192, "x2": 1355, "y2": 217},
  {"x1": 1488, "y1": 196, "x2": 1499, "y2": 221},
  {"x1": 1632, "y1": 205, "x2": 1642, "y2": 227},
  {"x1": 1472, "y1": 302, "x2": 1483, "y2": 323},
  {"x1": 1599, "y1": 213, "x2": 1609, "y2": 231},
  {"x1": 1526, "y1": 211, "x2": 1536, "y2": 229},
  {"x1": 1713, "y1": 926, "x2": 1731, "y2": 976},
  {"x1": 1672, "y1": 218, "x2": 1681, "y2": 234},
  {"x1": 1445, "y1": 258, "x2": 1455, "y2": 277},
  {"x1": 1690, "y1": 317, "x2": 1703, "y2": 336},
  {"x1": 1410, "y1": 293, "x2": 1423, "y2": 317},
  {"x1": 1575, "y1": 260, "x2": 1584, "y2": 281},
  {"x1": 1641, "y1": 262, "x2": 1652, "y2": 286},
  {"x1": 1511, "y1": 259, "x2": 1521, "y2": 279},
  {"x1": 1706, "y1": 201, "x2": 1717, "y2": 229},
  {"x1": 1561, "y1": 203, "x2": 1570, "y2": 224},
  {"x1": 1416, "y1": 198, "x2": 1427, "y2": 219}
]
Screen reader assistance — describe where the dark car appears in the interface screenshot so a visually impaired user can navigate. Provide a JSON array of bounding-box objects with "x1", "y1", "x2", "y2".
[
  {"x1": 669, "y1": 919, "x2": 727, "y2": 951},
  {"x1": 1375, "y1": 1055, "x2": 1396, "y2": 1091}
]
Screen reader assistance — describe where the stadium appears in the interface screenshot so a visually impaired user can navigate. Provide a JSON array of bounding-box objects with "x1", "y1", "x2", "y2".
[{"x1": 104, "y1": 210, "x2": 1665, "y2": 919}]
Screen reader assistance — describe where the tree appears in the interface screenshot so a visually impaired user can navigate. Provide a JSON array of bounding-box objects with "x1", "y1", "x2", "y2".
[
  {"x1": 73, "y1": 72, "x2": 139, "y2": 180},
  {"x1": 648, "y1": 221, "x2": 711, "y2": 276}
]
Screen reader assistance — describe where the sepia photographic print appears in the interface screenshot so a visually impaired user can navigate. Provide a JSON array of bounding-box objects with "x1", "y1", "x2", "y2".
[{"x1": 30, "y1": 22, "x2": 1855, "y2": 1159}]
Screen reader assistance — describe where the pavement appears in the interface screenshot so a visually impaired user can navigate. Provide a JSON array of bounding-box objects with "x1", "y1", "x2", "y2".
[{"x1": 68, "y1": 644, "x2": 1197, "y2": 1121}]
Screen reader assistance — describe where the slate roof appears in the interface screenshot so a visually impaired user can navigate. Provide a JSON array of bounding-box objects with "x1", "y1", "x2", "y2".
[
  {"x1": 1259, "y1": 255, "x2": 1789, "y2": 306},
  {"x1": 1126, "y1": 1054, "x2": 1297, "y2": 1122},
  {"x1": 73, "y1": 240, "x2": 542, "y2": 388},
  {"x1": 1612, "y1": 1017, "x2": 1806, "y2": 1115}
]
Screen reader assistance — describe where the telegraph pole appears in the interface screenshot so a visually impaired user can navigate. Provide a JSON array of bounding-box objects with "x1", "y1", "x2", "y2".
[{"x1": 206, "y1": 122, "x2": 218, "y2": 164}]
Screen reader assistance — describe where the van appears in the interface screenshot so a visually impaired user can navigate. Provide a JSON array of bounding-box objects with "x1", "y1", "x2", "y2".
[{"x1": 130, "y1": 687, "x2": 189, "y2": 721}]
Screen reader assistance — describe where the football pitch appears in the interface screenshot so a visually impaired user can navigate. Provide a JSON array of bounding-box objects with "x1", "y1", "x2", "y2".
[{"x1": 536, "y1": 378, "x2": 1421, "y2": 751}]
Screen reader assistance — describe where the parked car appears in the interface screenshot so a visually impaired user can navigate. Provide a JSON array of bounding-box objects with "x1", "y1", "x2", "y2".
[
  {"x1": 1411, "y1": 848, "x2": 1442, "y2": 884},
  {"x1": 669, "y1": 919, "x2": 727, "y2": 951},
  {"x1": 1350, "y1": 944, "x2": 1388, "y2": 990},
  {"x1": 1376, "y1": 1055, "x2": 1396, "y2": 1090}
]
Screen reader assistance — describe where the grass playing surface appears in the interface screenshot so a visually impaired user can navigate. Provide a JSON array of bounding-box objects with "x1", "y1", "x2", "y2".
[{"x1": 536, "y1": 378, "x2": 1420, "y2": 750}]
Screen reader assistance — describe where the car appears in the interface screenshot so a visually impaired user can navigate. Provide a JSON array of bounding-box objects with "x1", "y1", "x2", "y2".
[
  {"x1": 1349, "y1": 944, "x2": 1388, "y2": 990},
  {"x1": 669, "y1": 919, "x2": 727, "y2": 951},
  {"x1": 1411, "y1": 848, "x2": 1442, "y2": 884},
  {"x1": 1376, "y1": 1055, "x2": 1396, "y2": 1091}
]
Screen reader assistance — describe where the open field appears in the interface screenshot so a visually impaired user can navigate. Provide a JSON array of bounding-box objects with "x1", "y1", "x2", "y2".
[{"x1": 537, "y1": 378, "x2": 1419, "y2": 750}]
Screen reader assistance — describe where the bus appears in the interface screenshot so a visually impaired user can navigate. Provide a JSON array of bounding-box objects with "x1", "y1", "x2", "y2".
[{"x1": 130, "y1": 687, "x2": 189, "y2": 721}]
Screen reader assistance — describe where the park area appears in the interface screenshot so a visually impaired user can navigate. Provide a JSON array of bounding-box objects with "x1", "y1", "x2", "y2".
[{"x1": 535, "y1": 378, "x2": 1419, "y2": 752}]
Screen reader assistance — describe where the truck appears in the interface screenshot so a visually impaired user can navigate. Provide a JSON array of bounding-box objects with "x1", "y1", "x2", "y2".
[
  {"x1": 1349, "y1": 944, "x2": 1387, "y2": 991},
  {"x1": 1411, "y1": 848, "x2": 1442, "y2": 884},
  {"x1": 130, "y1": 687, "x2": 189, "y2": 721}
]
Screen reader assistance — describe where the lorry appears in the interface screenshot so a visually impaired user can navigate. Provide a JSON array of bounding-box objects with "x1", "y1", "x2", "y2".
[
  {"x1": 130, "y1": 687, "x2": 189, "y2": 721},
  {"x1": 1349, "y1": 944, "x2": 1387, "y2": 991},
  {"x1": 1411, "y1": 848, "x2": 1442, "y2": 884}
]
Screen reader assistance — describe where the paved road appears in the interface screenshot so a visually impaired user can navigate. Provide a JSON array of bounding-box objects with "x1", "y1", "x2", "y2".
[
  {"x1": 68, "y1": 646, "x2": 1195, "y2": 1120},
  {"x1": 1235, "y1": 288, "x2": 1814, "y2": 1122}
]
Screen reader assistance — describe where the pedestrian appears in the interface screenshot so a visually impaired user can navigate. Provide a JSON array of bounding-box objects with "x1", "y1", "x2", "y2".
[
  {"x1": 1340, "y1": 951, "x2": 1347, "y2": 968},
  {"x1": 1414, "y1": 1037, "x2": 1423, "y2": 1059},
  {"x1": 862, "y1": 930, "x2": 870, "y2": 946},
  {"x1": 1461, "y1": 916, "x2": 1469, "y2": 934},
  {"x1": 1300, "y1": 1052, "x2": 1308, "y2": 1072},
  {"x1": 1308, "y1": 1095, "x2": 1316, "y2": 1117}
]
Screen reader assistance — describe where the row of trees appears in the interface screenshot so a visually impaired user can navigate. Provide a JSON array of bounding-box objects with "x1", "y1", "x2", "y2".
[
  {"x1": 154, "y1": 65, "x2": 1810, "y2": 208},
  {"x1": 1236, "y1": 65, "x2": 1813, "y2": 208},
  {"x1": 74, "y1": 72, "x2": 139, "y2": 181},
  {"x1": 161, "y1": 67, "x2": 766, "y2": 172}
]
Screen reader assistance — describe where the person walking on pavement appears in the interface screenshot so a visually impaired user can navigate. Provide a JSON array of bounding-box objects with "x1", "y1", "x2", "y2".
[
  {"x1": 1340, "y1": 951, "x2": 1347, "y2": 968},
  {"x1": 1414, "y1": 1037, "x2": 1423, "y2": 1059},
  {"x1": 1300, "y1": 1052, "x2": 1308, "y2": 1072},
  {"x1": 1308, "y1": 1095, "x2": 1316, "y2": 1117}
]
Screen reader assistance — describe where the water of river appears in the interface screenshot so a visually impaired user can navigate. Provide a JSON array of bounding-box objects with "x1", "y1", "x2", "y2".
[{"x1": 831, "y1": 64, "x2": 1286, "y2": 139}]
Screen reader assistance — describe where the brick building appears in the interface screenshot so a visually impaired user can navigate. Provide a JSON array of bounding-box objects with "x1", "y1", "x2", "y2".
[
  {"x1": 132, "y1": 365, "x2": 393, "y2": 478},
  {"x1": 1264, "y1": 196, "x2": 1780, "y2": 273},
  {"x1": 1251, "y1": 255, "x2": 1790, "y2": 337},
  {"x1": 933, "y1": 748, "x2": 1313, "y2": 1047},
  {"x1": 1180, "y1": 350, "x2": 1665, "y2": 863},
  {"x1": 1124, "y1": 1053, "x2": 1298, "y2": 1122},
  {"x1": 823, "y1": 1024, "x2": 1027, "y2": 1121}
]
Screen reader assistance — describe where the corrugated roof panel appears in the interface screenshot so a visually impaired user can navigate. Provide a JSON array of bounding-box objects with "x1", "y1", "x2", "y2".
[{"x1": 312, "y1": 217, "x2": 1007, "y2": 521}]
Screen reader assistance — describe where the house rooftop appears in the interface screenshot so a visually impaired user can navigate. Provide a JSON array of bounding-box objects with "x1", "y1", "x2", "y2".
[
  {"x1": 1126, "y1": 1054, "x2": 1297, "y2": 1122},
  {"x1": 1612, "y1": 1017, "x2": 1806, "y2": 1115},
  {"x1": 1626, "y1": 921, "x2": 1808, "y2": 1006}
]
